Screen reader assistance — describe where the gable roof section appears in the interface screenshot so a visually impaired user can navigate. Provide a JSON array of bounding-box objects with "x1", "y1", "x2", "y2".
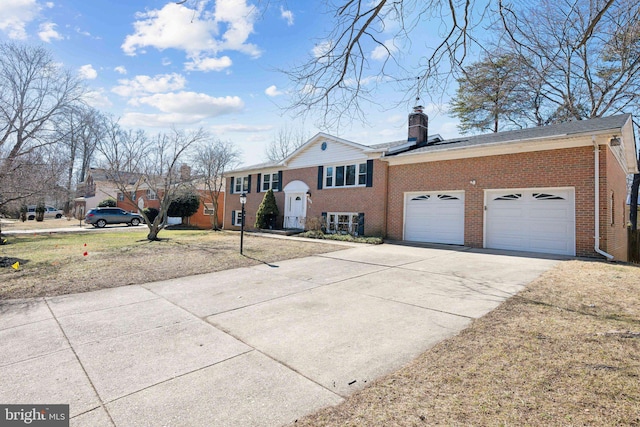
[
  {"x1": 229, "y1": 132, "x2": 388, "y2": 174},
  {"x1": 385, "y1": 114, "x2": 638, "y2": 173}
]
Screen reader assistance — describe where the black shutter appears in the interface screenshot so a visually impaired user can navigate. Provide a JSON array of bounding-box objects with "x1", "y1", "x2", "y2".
[
  {"x1": 321, "y1": 212, "x2": 327, "y2": 233},
  {"x1": 366, "y1": 160, "x2": 374, "y2": 188},
  {"x1": 317, "y1": 166, "x2": 324, "y2": 190},
  {"x1": 257, "y1": 173, "x2": 261, "y2": 192},
  {"x1": 278, "y1": 171, "x2": 283, "y2": 191},
  {"x1": 230, "y1": 177, "x2": 234, "y2": 194},
  {"x1": 357, "y1": 213, "x2": 365, "y2": 236},
  {"x1": 231, "y1": 210, "x2": 235, "y2": 225},
  {"x1": 247, "y1": 175, "x2": 251, "y2": 193}
]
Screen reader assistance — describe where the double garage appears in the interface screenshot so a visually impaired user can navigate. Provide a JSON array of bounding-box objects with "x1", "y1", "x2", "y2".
[{"x1": 403, "y1": 188, "x2": 576, "y2": 256}]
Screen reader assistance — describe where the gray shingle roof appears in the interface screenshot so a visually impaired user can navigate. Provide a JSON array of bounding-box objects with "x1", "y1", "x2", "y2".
[{"x1": 390, "y1": 114, "x2": 632, "y2": 157}]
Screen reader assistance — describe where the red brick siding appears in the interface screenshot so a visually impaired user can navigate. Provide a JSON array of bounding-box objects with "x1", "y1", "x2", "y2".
[
  {"x1": 189, "y1": 191, "x2": 225, "y2": 229},
  {"x1": 386, "y1": 146, "x2": 598, "y2": 257},
  {"x1": 225, "y1": 160, "x2": 388, "y2": 236}
]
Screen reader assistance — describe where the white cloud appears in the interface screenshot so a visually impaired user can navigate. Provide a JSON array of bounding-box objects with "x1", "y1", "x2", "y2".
[
  {"x1": 83, "y1": 88, "x2": 112, "y2": 108},
  {"x1": 78, "y1": 64, "x2": 98, "y2": 80},
  {"x1": 213, "y1": 0, "x2": 260, "y2": 57},
  {"x1": 280, "y1": 6, "x2": 294, "y2": 26},
  {"x1": 122, "y1": 1, "x2": 260, "y2": 69},
  {"x1": 370, "y1": 39, "x2": 398, "y2": 61},
  {"x1": 211, "y1": 123, "x2": 273, "y2": 133},
  {"x1": 112, "y1": 73, "x2": 186, "y2": 97},
  {"x1": 133, "y1": 91, "x2": 244, "y2": 116},
  {"x1": 184, "y1": 55, "x2": 232, "y2": 72},
  {"x1": 38, "y1": 22, "x2": 62, "y2": 42},
  {"x1": 161, "y1": 57, "x2": 172, "y2": 66},
  {"x1": 265, "y1": 85, "x2": 282, "y2": 97},
  {"x1": 120, "y1": 112, "x2": 206, "y2": 127},
  {"x1": 45, "y1": 2, "x2": 54, "y2": 8},
  {"x1": 0, "y1": 0, "x2": 40, "y2": 39},
  {"x1": 114, "y1": 66, "x2": 127, "y2": 75},
  {"x1": 120, "y1": 92, "x2": 244, "y2": 127},
  {"x1": 312, "y1": 40, "x2": 333, "y2": 59}
]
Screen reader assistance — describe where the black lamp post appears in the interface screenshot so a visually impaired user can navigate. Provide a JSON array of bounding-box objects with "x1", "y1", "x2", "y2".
[{"x1": 239, "y1": 193, "x2": 246, "y2": 254}]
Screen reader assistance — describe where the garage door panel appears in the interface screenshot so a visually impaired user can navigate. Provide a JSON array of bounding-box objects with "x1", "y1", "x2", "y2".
[
  {"x1": 485, "y1": 188, "x2": 575, "y2": 256},
  {"x1": 404, "y1": 192, "x2": 464, "y2": 245}
]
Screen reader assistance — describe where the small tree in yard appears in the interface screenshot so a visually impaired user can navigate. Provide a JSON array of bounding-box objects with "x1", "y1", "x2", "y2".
[
  {"x1": 35, "y1": 202, "x2": 45, "y2": 222},
  {"x1": 167, "y1": 188, "x2": 200, "y2": 224},
  {"x1": 96, "y1": 119, "x2": 208, "y2": 241},
  {"x1": 255, "y1": 189, "x2": 279, "y2": 229},
  {"x1": 191, "y1": 139, "x2": 241, "y2": 230}
]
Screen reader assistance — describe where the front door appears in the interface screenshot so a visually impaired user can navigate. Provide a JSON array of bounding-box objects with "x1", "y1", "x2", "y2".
[{"x1": 285, "y1": 193, "x2": 306, "y2": 229}]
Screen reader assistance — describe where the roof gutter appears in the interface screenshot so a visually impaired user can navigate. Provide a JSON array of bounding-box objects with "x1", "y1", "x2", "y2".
[{"x1": 593, "y1": 135, "x2": 614, "y2": 260}]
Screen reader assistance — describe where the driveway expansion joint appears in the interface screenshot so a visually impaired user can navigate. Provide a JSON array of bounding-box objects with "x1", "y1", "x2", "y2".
[{"x1": 44, "y1": 298, "x2": 117, "y2": 427}]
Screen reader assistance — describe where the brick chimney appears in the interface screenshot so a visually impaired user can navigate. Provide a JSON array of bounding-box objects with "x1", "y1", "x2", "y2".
[
  {"x1": 180, "y1": 163, "x2": 191, "y2": 181},
  {"x1": 408, "y1": 105, "x2": 428, "y2": 146}
]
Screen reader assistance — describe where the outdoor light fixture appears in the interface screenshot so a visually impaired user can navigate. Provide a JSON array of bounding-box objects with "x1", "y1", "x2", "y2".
[
  {"x1": 470, "y1": 179, "x2": 477, "y2": 186},
  {"x1": 240, "y1": 193, "x2": 246, "y2": 255},
  {"x1": 610, "y1": 135, "x2": 621, "y2": 147}
]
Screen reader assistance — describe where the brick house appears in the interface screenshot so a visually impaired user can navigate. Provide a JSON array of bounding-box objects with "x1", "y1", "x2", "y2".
[
  {"x1": 117, "y1": 185, "x2": 224, "y2": 229},
  {"x1": 225, "y1": 110, "x2": 638, "y2": 261}
]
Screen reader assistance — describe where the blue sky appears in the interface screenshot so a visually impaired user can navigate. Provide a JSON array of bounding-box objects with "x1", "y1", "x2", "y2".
[{"x1": 0, "y1": 0, "x2": 461, "y2": 166}]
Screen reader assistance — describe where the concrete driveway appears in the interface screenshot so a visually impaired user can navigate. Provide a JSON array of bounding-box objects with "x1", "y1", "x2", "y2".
[{"x1": 0, "y1": 243, "x2": 561, "y2": 426}]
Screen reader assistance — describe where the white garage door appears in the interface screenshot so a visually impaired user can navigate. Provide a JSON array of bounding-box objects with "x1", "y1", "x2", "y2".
[
  {"x1": 485, "y1": 188, "x2": 575, "y2": 256},
  {"x1": 404, "y1": 191, "x2": 465, "y2": 245}
]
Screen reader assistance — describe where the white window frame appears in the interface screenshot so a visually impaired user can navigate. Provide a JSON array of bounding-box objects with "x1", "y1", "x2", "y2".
[
  {"x1": 324, "y1": 162, "x2": 367, "y2": 188},
  {"x1": 232, "y1": 210, "x2": 244, "y2": 226},
  {"x1": 117, "y1": 192, "x2": 124, "y2": 202},
  {"x1": 203, "y1": 203, "x2": 215, "y2": 215},
  {"x1": 326, "y1": 212, "x2": 360, "y2": 235},
  {"x1": 234, "y1": 176, "x2": 249, "y2": 194},
  {"x1": 262, "y1": 173, "x2": 279, "y2": 192},
  {"x1": 146, "y1": 189, "x2": 158, "y2": 200}
]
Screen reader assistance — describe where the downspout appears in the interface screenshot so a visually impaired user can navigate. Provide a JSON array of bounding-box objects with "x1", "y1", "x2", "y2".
[{"x1": 593, "y1": 135, "x2": 614, "y2": 260}]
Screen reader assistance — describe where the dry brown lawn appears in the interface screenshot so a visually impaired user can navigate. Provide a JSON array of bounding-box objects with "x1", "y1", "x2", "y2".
[
  {"x1": 292, "y1": 260, "x2": 640, "y2": 426},
  {"x1": 0, "y1": 227, "x2": 340, "y2": 299}
]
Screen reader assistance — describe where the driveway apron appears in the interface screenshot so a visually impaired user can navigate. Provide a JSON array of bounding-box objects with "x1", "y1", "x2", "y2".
[{"x1": 0, "y1": 243, "x2": 560, "y2": 426}]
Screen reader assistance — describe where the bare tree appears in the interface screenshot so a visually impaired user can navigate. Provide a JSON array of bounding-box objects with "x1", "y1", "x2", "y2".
[
  {"x1": 264, "y1": 126, "x2": 309, "y2": 162},
  {"x1": 280, "y1": 1, "x2": 621, "y2": 128},
  {"x1": 192, "y1": 139, "x2": 241, "y2": 230},
  {"x1": 54, "y1": 105, "x2": 105, "y2": 213},
  {"x1": 0, "y1": 42, "x2": 83, "y2": 213},
  {"x1": 96, "y1": 120, "x2": 208, "y2": 240},
  {"x1": 497, "y1": 0, "x2": 640, "y2": 122}
]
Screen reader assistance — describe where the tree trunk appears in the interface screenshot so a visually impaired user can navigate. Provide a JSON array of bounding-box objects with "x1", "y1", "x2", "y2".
[{"x1": 147, "y1": 226, "x2": 160, "y2": 241}]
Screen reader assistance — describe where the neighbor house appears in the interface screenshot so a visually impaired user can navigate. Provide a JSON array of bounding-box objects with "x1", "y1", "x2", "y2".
[
  {"x1": 115, "y1": 164, "x2": 225, "y2": 229},
  {"x1": 74, "y1": 167, "x2": 135, "y2": 218},
  {"x1": 225, "y1": 109, "x2": 638, "y2": 261}
]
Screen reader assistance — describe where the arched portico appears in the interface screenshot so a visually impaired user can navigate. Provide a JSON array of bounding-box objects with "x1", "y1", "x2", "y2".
[{"x1": 283, "y1": 180, "x2": 309, "y2": 229}]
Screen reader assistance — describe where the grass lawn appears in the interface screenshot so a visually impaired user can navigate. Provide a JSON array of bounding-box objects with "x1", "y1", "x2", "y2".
[
  {"x1": 0, "y1": 228, "x2": 339, "y2": 299},
  {"x1": 292, "y1": 260, "x2": 640, "y2": 426}
]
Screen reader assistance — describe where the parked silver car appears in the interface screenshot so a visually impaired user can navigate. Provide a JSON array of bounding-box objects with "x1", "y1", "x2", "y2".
[
  {"x1": 27, "y1": 205, "x2": 64, "y2": 220},
  {"x1": 85, "y1": 208, "x2": 143, "y2": 228}
]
